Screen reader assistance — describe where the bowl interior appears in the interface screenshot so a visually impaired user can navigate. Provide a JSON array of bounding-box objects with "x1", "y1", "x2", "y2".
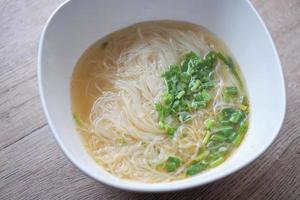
[{"x1": 38, "y1": 0, "x2": 285, "y2": 192}]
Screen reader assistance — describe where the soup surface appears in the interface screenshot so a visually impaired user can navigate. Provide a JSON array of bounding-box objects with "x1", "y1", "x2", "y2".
[{"x1": 71, "y1": 21, "x2": 249, "y2": 183}]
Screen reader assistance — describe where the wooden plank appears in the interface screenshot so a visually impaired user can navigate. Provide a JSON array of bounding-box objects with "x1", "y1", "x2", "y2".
[
  {"x1": 0, "y1": 0, "x2": 65, "y2": 149},
  {"x1": 0, "y1": 0, "x2": 299, "y2": 199},
  {"x1": 0, "y1": 76, "x2": 46, "y2": 150}
]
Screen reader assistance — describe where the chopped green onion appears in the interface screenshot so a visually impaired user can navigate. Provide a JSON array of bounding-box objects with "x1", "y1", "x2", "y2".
[
  {"x1": 206, "y1": 141, "x2": 220, "y2": 149},
  {"x1": 233, "y1": 120, "x2": 248, "y2": 146},
  {"x1": 155, "y1": 102, "x2": 166, "y2": 121},
  {"x1": 223, "y1": 86, "x2": 238, "y2": 102},
  {"x1": 194, "y1": 150, "x2": 209, "y2": 162},
  {"x1": 210, "y1": 134, "x2": 227, "y2": 142},
  {"x1": 205, "y1": 51, "x2": 217, "y2": 64},
  {"x1": 163, "y1": 93, "x2": 173, "y2": 105},
  {"x1": 239, "y1": 120, "x2": 249, "y2": 135},
  {"x1": 164, "y1": 124, "x2": 175, "y2": 137},
  {"x1": 167, "y1": 156, "x2": 181, "y2": 166},
  {"x1": 171, "y1": 100, "x2": 180, "y2": 112},
  {"x1": 199, "y1": 90, "x2": 211, "y2": 102},
  {"x1": 178, "y1": 112, "x2": 192, "y2": 123},
  {"x1": 202, "y1": 81, "x2": 215, "y2": 89},
  {"x1": 209, "y1": 157, "x2": 225, "y2": 167},
  {"x1": 191, "y1": 91, "x2": 211, "y2": 109},
  {"x1": 158, "y1": 121, "x2": 165, "y2": 129},
  {"x1": 241, "y1": 95, "x2": 249, "y2": 106},
  {"x1": 220, "y1": 120, "x2": 231, "y2": 126},
  {"x1": 178, "y1": 82, "x2": 187, "y2": 91},
  {"x1": 239, "y1": 104, "x2": 248, "y2": 111},
  {"x1": 240, "y1": 96, "x2": 249, "y2": 111},
  {"x1": 220, "y1": 108, "x2": 238, "y2": 121},
  {"x1": 197, "y1": 146, "x2": 206, "y2": 154},
  {"x1": 182, "y1": 52, "x2": 201, "y2": 73},
  {"x1": 186, "y1": 162, "x2": 208, "y2": 176},
  {"x1": 73, "y1": 113, "x2": 83, "y2": 127},
  {"x1": 204, "y1": 118, "x2": 216, "y2": 130},
  {"x1": 191, "y1": 100, "x2": 206, "y2": 109},
  {"x1": 207, "y1": 152, "x2": 221, "y2": 161},
  {"x1": 227, "y1": 132, "x2": 238, "y2": 142},
  {"x1": 229, "y1": 110, "x2": 244, "y2": 123},
  {"x1": 165, "y1": 162, "x2": 177, "y2": 172},
  {"x1": 190, "y1": 80, "x2": 201, "y2": 92},
  {"x1": 180, "y1": 72, "x2": 191, "y2": 83},
  {"x1": 215, "y1": 125, "x2": 234, "y2": 134},
  {"x1": 224, "y1": 86, "x2": 238, "y2": 95},
  {"x1": 218, "y1": 146, "x2": 229, "y2": 154},
  {"x1": 165, "y1": 156, "x2": 182, "y2": 172},
  {"x1": 176, "y1": 90, "x2": 185, "y2": 99},
  {"x1": 202, "y1": 131, "x2": 211, "y2": 145},
  {"x1": 232, "y1": 134, "x2": 242, "y2": 146}
]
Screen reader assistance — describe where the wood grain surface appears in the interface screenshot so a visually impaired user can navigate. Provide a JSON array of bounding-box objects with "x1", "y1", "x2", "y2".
[{"x1": 0, "y1": 0, "x2": 299, "y2": 199}]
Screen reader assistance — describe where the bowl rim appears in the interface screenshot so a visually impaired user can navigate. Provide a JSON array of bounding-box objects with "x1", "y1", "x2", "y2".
[{"x1": 37, "y1": 0, "x2": 286, "y2": 192}]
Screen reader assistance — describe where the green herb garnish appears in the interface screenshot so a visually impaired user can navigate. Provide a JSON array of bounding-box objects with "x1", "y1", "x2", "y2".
[
  {"x1": 73, "y1": 113, "x2": 83, "y2": 127},
  {"x1": 186, "y1": 161, "x2": 208, "y2": 176},
  {"x1": 164, "y1": 156, "x2": 182, "y2": 172},
  {"x1": 156, "y1": 51, "x2": 218, "y2": 136},
  {"x1": 224, "y1": 86, "x2": 238, "y2": 96},
  {"x1": 154, "y1": 51, "x2": 249, "y2": 177}
]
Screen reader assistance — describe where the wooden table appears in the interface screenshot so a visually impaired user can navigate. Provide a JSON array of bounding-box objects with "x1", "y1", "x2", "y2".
[{"x1": 0, "y1": 0, "x2": 299, "y2": 199}]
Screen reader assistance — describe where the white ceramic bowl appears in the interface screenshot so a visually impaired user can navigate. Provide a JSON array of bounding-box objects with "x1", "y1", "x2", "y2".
[{"x1": 38, "y1": 0, "x2": 286, "y2": 192}]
